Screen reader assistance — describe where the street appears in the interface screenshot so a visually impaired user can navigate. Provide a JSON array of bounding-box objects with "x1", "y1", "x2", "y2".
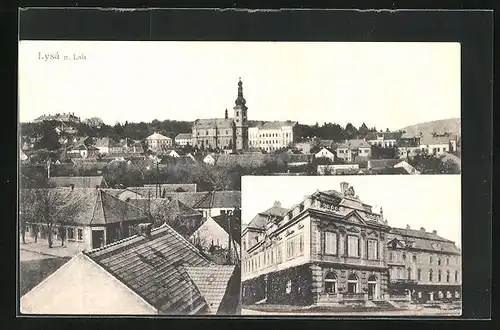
[{"x1": 241, "y1": 308, "x2": 462, "y2": 316}]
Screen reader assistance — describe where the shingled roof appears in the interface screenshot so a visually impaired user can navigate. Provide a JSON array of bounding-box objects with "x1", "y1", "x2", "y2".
[
  {"x1": 338, "y1": 139, "x2": 371, "y2": 150},
  {"x1": 388, "y1": 227, "x2": 460, "y2": 254},
  {"x1": 247, "y1": 203, "x2": 289, "y2": 230},
  {"x1": 184, "y1": 266, "x2": 235, "y2": 314},
  {"x1": 20, "y1": 188, "x2": 148, "y2": 226},
  {"x1": 85, "y1": 225, "x2": 215, "y2": 315},
  {"x1": 211, "y1": 214, "x2": 241, "y2": 245},
  {"x1": 162, "y1": 191, "x2": 241, "y2": 209},
  {"x1": 193, "y1": 118, "x2": 234, "y2": 130},
  {"x1": 48, "y1": 176, "x2": 106, "y2": 188}
]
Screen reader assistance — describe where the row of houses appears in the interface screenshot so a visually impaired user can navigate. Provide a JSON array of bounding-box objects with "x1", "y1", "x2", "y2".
[
  {"x1": 241, "y1": 182, "x2": 461, "y2": 307},
  {"x1": 308, "y1": 132, "x2": 459, "y2": 164}
]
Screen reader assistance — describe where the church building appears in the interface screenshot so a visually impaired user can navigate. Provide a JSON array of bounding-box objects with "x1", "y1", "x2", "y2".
[{"x1": 191, "y1": 79, "x2": 249, "y2": 152}]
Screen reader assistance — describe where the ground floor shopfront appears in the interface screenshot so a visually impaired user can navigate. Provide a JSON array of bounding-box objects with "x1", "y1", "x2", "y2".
[{"x1": 242, "y1": 262, "x2": 391, "y2": 306}]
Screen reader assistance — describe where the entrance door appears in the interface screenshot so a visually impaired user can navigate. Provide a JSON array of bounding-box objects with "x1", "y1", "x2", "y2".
[
  {"x1": 368, "y1": 283, "x2": 376, "y2": 300},
  {"x1": 92, "y1": 230, "x2": 104, "y2": 249}
]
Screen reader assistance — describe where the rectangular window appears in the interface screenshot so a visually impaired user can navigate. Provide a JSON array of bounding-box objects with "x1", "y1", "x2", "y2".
[
  {"x1": 77, "y1": 228, "x2": 83, "y2": 241},
  {"x1": 367, "y1": 239, "x2": 378, "y2": 260},
  {"x1": 347, "y1": 236, "x2": 359, "y2": 257},
  {"x1": 67, "y1": 227, "x2": 74, "y2": 240},
  {"x1": 299, "y1": 235, "x2": 304, "y2": 254},
  {"x1": 324, "y1": 232, "x2": 337, "y2": 255}
]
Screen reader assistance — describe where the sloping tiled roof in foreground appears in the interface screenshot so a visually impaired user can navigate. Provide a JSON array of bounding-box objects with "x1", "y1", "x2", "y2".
[
  {"x1": 184, "y1": 266, "x2": 235, "y2": 314},
  {"x1": 85, "y1": 225, "x2": 215, "y2": 315}
]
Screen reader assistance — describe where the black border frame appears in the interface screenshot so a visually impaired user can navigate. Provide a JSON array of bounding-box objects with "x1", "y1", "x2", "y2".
[{"x1": 7, "y1": 5, "x2": 493, "y2": 326}]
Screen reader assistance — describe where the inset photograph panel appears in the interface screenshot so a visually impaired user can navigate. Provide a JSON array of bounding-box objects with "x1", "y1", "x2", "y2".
[{"x1": 241, "y1": 175, "x2": 461, "y2": 316}]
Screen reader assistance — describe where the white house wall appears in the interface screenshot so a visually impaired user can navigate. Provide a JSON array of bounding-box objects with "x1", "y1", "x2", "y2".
[{"x1": 20, "y1": 253, "x2": 157, "y2": 315}]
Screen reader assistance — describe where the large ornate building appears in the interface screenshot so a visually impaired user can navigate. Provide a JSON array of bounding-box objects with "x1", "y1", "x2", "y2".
[
  {"x1": 191, "y1": 79, "x2": 249, "y2": 152},
  {"x1": 242, "y1": 182, "x2": 392, "y2": 306},
  {"x1": 241, "y1": 182, "x2": 462, "y2": 307}
]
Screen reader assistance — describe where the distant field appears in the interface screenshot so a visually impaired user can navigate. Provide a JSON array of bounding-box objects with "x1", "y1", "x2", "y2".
[{"x1": 19, "y1": 254, "x2": 71, "y2": 296}]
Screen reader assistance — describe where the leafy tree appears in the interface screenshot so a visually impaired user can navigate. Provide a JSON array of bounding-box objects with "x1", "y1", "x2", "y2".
[
  {"x1": 35, "y1": 122, "x2": 61, "y2": 151},
  {"x1": 358, "y1": 123, "x2": 370, "y2": 139},
  {"x1": 344, "y1": 123, "x2": 358, "y2": 140},
  {"x1": 20, "y1": 187, "x2": 85, "y2": 248},
  {"x1": 83, "y1": 117, "x2": 104, "y2": 129}
]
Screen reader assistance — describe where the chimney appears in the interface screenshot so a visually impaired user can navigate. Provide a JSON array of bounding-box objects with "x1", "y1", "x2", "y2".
[
  {"x1": 380, "y1": 207, "x2": 383, "y2": 218},
  {"x1": 406, "y1": 225, "x2": 411, "y2": 230},
  {"x1": 340, "y1": 182, "x2": 349, "y2": 194},
  {"x1": 273, "y1": 201, "x2": 281, "y2": 208},
  {"x1": 432, "y1": 230, "x2": 437, "y2": 235},
  {"x1": 420, "y1": 227, "x2": 425, "y2": 232},
  {"x1": 225, "y1": 109, "x2": 228, "y2": 119},
  {"x1": 139, "y1": 223, "x2": 153, "y2": 237}
]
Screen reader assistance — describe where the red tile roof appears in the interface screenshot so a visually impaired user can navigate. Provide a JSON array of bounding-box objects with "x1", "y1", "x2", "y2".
[{"x1": 85, "y1": 225, "x2": 215, "y2": 314}]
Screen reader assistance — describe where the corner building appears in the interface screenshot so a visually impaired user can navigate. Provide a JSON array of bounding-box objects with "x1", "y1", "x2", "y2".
[
  {"x1": 242, "y1": 182, "x2": 391, "y2": 306},
  {"x1": 241, "y1": 182, "x2": 462, "y2": 307}
]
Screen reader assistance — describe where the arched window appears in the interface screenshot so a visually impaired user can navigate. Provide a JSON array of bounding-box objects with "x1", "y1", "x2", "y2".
[
  {"x1": 324, "y1": 272, "x2": 338, "y2": 294},
  {"x1": 446, "y1": 270, "x2": 450, "y2": 282},
  {"x1": 417, "y1": 268, "x2": 422, "y2": 281},
  {"x1": 429, "y1": 255, "x2": 433, "y2": 264},
  {"x1": 407, "y1": 267, "x2": 412, "y2": 280},
  {"x1": 437, "y1": 257, "x2": 441, "y2": 266},
  {"x1": 446, "y1": 257, "x2": 450, "y2": 266},
  {"x1": 455, "y1": 270, "x2": 459, "y2": 282},
  {"x1": 429, "y1": 269, "x2": 433, "y2": 282},
  {"x1": 438, "y1": 270, "x2": 442, "y2": 282},
  {"x1": 389, "y1": 251, "x2": 393, "y2": 261},
  {"x1": 347, "y1": 274, "x2": 359, "y2": 294},
  {"x1": 402, "y1": 253, "x2": 407, "y2": 260}
]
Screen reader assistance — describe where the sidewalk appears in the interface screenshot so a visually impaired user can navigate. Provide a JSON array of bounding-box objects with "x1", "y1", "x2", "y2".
[
  {"x1": 20, "y1": 236, "x2": 83, "y2": 258},
  {"x1": 241, "y1": 308, "x2": 461, "y2": 316}
]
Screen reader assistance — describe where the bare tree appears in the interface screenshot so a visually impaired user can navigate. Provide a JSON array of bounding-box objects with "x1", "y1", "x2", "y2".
[{"x1": 21, "y1": 188, "x2": 85, "y2": 248}]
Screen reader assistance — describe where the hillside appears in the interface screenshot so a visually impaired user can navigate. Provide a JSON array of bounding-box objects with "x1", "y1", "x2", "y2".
[{"x1": 400, "y1": 118, "x2": 460, "y2": 138}]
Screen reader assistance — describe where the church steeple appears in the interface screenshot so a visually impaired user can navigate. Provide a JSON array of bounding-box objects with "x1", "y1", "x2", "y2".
[
  {"x1": 235, "y1": 77, "x2": 246, "y2": 107},
  {"x1": 225, "y1": 108, "x2": 228, "y2": 119}
]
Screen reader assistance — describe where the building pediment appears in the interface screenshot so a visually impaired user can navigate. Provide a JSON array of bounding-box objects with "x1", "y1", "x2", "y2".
[
  {"x1": 343, "y1": 210, "x2": 367, "y2": 225},
  {"x1": 387, "y1": 237, "x2": 405, "y2": 248}
]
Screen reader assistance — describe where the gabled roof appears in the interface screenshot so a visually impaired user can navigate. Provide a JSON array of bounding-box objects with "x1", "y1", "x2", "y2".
[
  {"x1": 48, "y1": 176, "x2": 106, "y2": 188},
  {"x1": 21, "y1": 188, "x2": 148, "y2": 225},
  {"x1": 368, "y1": 159, "x2": 401, "y2": 170},
  {"x1": 184, "y1": 266, "x2": 235, "y2": 314},
  {"x1": 247, "y1": 204, "x2": 289, "y2": 230},
  {"x1": 338, "y1": 139, "x2": 371, "y2": 150},
  {"x1": 365, "y1": 132, "x2": 402, "y2": 140},
  {"x1": 142, "y1": 183, "x2": 197, "y2": 193},
  {"x1": 211, "y1": 214, "x2": 241, "y2": 244},
  {"x1": 162, "y1": 191, "x2": 241, "y2": 209},
  {"x1": 85, "y1": 225, "x2": 215, "y2": 314},
  {"x1": 258, "y1": 121, "x2": 298, "y2": 130},
  {"x1": 146, "y1": 132, "x2": 171, "y2": 140},
  {"x1": 175, "y1": 133, "x2": 192, "y2": 140},
  {"x1": 388, "y1": 227, "x2": 460, "y2": 254},
  {"x1": 193, "y1": 118, "x2": 234, "y2": 130},
  {"x1": 420, "y1": 133, "x2": 456, "y2": 145}
]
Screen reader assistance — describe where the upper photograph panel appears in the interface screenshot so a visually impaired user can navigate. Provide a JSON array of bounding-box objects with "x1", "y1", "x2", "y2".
[{"x1": 19, "y1": 41, "x2": 461, "y2": 179}]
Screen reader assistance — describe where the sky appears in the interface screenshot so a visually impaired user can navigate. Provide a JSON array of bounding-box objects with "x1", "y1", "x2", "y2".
[
  {"x1": 241, "y1": 175, "x2": 462, "y2": 246},
  {"x1": 19, "y1": 41, "x2": 460, "y2": 130}
]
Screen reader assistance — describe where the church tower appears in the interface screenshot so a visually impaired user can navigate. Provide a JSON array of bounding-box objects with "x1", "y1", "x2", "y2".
[{"x1": 233, "y1": 78, "x2": 249, "y2": 152}]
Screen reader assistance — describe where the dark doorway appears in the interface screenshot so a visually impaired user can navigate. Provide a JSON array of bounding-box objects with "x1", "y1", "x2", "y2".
[
  {"x1": 368, "y1": 283, "x2": 376, "y2": 300},
  {"x1": 92, "y1": 230, "x2": 104, "y2": 249}
]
